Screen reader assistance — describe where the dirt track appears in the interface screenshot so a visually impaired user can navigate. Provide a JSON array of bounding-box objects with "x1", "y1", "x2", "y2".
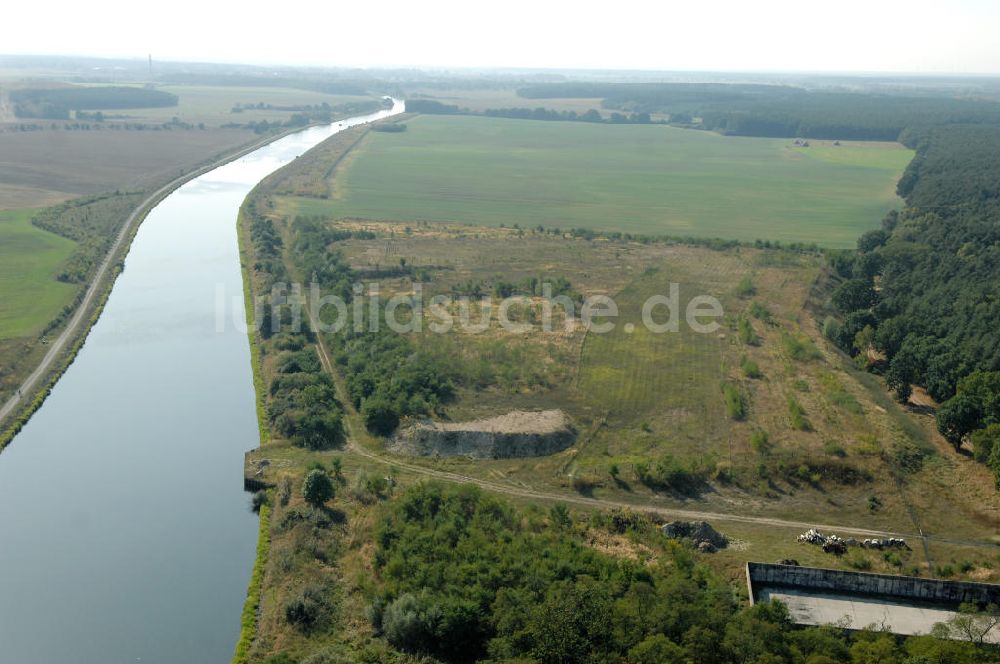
[{"x1": 301, "y1": 295, "x2": 1000, "y2": 552}]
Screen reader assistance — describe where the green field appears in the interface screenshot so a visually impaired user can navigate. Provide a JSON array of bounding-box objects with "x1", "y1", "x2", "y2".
[
  {"x1": 300, "y1": 115, "x2": 912, "y2": 248},
  {"x1": 0, "y1": 209, "x2": 77, "y2": 338}
]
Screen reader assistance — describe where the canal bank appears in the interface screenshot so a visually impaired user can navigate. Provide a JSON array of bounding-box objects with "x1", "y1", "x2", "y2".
[{"x1": 0, "y1": 101, "x2": 402, "y2": 663}]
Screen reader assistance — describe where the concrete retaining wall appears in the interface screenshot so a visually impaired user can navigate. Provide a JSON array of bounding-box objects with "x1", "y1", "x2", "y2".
[{"x1": 747, "y1": 562, "x2": 1000, "y2": 608}]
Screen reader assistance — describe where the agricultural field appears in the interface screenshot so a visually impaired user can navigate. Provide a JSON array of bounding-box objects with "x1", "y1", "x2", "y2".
[
  {"x1": 0, "y1": 79, "x2": 373, "y2": 416},
  {"x1": 0, "y1": 209, "x2": 76, "y2": 338},
  {"x1": 112, "y1": 84, "x2": 382, "y2": 127},
  {"x1": 0, "y1": 126, "x2": 254, "y2": 209},
  {"x1": 282, "y1": 114, "x2": 912, "y2": 248},
  {"x1": 0, "y1": 208, "x2": 79, "y2": 404}
]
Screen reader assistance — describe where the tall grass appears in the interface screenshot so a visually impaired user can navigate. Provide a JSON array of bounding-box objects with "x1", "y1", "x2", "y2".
[{"x1": 232, "y1": 503, "x2": 270, "y2": 664}]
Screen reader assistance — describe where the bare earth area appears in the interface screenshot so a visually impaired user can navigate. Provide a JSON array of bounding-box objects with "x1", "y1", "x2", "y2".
[{"x1": 390, "y1": 409, "x2": 577, "y2": 458}]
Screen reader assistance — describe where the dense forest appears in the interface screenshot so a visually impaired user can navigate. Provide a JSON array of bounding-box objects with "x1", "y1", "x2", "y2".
[
  {"x1": 11, "y1": 86, "x2": 178, "y2": 119},
  {"x1": 516, "y1": 82, "x2": 1000, "y2": 140},
  {"x1": 268, "y1": 481, "x2": 999, "y2": 663},
  {"x1": 817, "y1": 124, "x2": 1000, "y2": 482}
]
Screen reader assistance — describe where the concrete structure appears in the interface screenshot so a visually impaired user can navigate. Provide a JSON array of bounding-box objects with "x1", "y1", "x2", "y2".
[
  {"x1": 746, "y1": 562, "x2": 1000, "y2": 642},
  {"x1": 389, "y1": 410, "x2": 576, "y2": 459}
]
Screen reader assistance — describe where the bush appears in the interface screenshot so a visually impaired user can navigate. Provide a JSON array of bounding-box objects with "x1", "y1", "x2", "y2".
[
  {"x1": 381, "y1": 592, "x2": 442, "y2": 653},
  {"x1": 263, "y1": 655, "x2": 296, "y2": 664},
  {"x1": 636, "y1": 454, "x2": 710, "y2": 495},
  {"x1": 301, "y1": 648, "x2": 354, "y2": 664},
  {"x1": 738, "y1": 318, "x2": 760, "y2": 345},
  {"x1": 750, "y1": 430, "x2": 771, "y2": 456},
  {"x1": 284, "y1": 584, "x2": 331, "y2": 631},
  {"x1": 351, "y1": 471, "x2": 390, "y2": 505},
  {"x1": 251, "y1": 490, "x2": 269, "y2": 512},
  {"x1": 787, "y1": 396, "x2": 811, "y2": 431},
  {"x1": 972, "y1": 423, "x2": 1000, "y2": 463},
  {"x1": 823, "y1": 440, "x2": 847, "y2": 457},
  {"x1": 749, "y1": 301, "x2": 773, "y2": 322},
  {"x1": 741, "y1": 355, "x2": 763, "y2": 379},
  {"x1": 723, "y1": 383, "x2": 746, "y2": 420},
  {"x1": 361, "y1": 396, "x2": 400, "y2": 436},
  {"x1": 783, "y1": 333, "x2": 822, "y2": 361},
  {"x1": 884, "y1": 552, "x2": 903, "y2": 567},
  {"x1": 822, "y1": 316, "x2": 842, "y2": 344},
  {"x1": 735, "y1": 275, "x2": 756, "y2": 298},
  {"x1": 847, "y1": 551, "x2": 872, "y2": 571}
]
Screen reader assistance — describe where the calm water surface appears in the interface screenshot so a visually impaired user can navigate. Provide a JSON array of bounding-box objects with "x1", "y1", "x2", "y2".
[{"x1": 0, "y1": 100, "x2": 402, "y2": 663}]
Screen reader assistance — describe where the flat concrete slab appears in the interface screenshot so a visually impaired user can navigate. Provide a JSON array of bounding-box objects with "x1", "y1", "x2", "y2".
[
  {"x1": 759, "y1": 588, "x2": 995, "y2": 640},
  {"x1": 747, "y1": 562, "x2": 1000, "y2": 644}
]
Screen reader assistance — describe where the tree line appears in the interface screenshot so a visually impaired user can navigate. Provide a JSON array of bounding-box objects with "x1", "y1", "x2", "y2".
[
  {"x1": 515, "y1": 82, "x2": 1000, "y2": 140},
  {"x1": 404, "y1": 98, "x2": 652, "y2": 125},
  {"x1": 820, "y1": 123, "x2": 1000, "y2": 484},
  {"x1": 11, "y1": 86, "x2": 178, "y2": 119}
]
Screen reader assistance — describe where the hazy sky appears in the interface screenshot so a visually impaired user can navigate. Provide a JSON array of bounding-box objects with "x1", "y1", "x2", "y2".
[{"x1": 7, "y1": 0, "x2": 1000, "y2": 73}]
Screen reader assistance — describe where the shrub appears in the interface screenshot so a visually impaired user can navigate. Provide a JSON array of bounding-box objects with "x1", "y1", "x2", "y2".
[
  {"x1": 749, "y1": 301, "x2": 773, "y2": 322},
  {"x1": 301, "y1": 648, "x2": 354, "y2": 664},
  {"x1": 381, "y1": 592, "x2": 441, "y2": 653},
  {"x1": 735, "y1": 275, "x2": 755, "y2": 298},
  {"x1": 972, "y1": 423, "x2": 1000, "y2": 463},
  {"x1": 251, "y1": 490, "x2": 269, "y2": 513},
  {"x1": 636, "y1": 454, "x2": 710, "y2": 495},
  {"x1": 263, "y1": 654, "x2": 296, "y2": 664},
  {"x1": 738, "y1": 318, "x2": 760, "y2": 345},
  {"x1": 787, "y1": 396, "x2": 811, "y2": 431},
  {"x1": 823, "y1": 440, "x2": 847, "y2": 457},
  {"x1": 750, "y1": 430, "x2": 771, "y2": 456},
  {"x1": 278, "y1": 476, "x2": 293, "y2": 506},
  {"x1": 783, "y1": 333, "x2": 822, "y2": 361},
  {"x1": 361, "y1": 395, "x2": 401, "y2": 436},
  {"x1": 723, "y1": 383, "x2": 746, "y2": 420},
  {"x1": 550, "y1": 503, "x2": 572, "y2": 528},
  {"x1": 741, "y1": 355, "x2": 763, "y2": 379},
  {"x1": 284, "y1": 584, "x2": 331, "y2": 631},
  {"x1": 822, "y1": 316, "x2": 842, "y2": 343},
  {"x1": 351, "y1": 471, "x2": 389, "y2": 505},
  {"x1": 884, "y1": 552, "x2": 903, "y2": 568},
  {"x1": 571, "y1": 475, "x2": 599, "y2": 494},
  {"x1": 847, "y1": 551, "x2": 872, "y2": 571}
]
